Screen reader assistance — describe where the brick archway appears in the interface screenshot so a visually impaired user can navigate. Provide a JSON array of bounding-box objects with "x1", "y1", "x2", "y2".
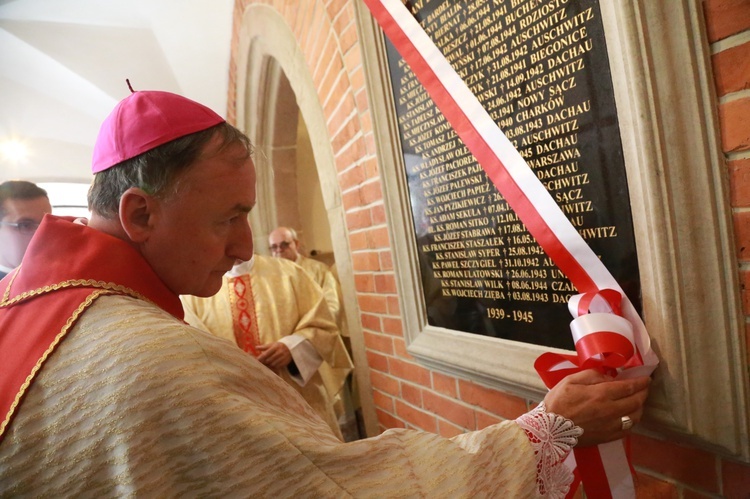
[{"x1": 229, "y1": 1, "x2": 379, "y2": 436}]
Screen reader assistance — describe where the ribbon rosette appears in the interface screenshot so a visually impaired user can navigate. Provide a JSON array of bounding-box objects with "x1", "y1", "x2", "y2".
[
  {"x1": 535, "y1": 289, "x2": 641, "y2": 388},
  {"x1": 535, "y1": 289, "x2": 642, "y2": 498}
]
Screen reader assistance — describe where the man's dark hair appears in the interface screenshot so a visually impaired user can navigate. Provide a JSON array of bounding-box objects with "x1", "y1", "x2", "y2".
[
  {"x1": 0, "y1": 181, "x2": 49, "y2": 219},
  {"x1": 88, "y1": 122, "x2": 253, "y2": 218}
]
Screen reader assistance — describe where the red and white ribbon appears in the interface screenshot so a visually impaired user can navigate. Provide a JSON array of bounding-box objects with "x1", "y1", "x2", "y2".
[{"x1": 362, "y1": 1, "x2": 658, "y2": 497}]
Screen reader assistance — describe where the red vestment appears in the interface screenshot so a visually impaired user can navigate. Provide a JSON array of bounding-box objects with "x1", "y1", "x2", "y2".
[{"x1": 0, "y1": 215, "x2": 182, "y2": 443}]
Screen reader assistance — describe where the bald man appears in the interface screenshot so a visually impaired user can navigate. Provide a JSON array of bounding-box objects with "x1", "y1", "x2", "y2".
[{"x1": 268, "y1": 227, "x2": 342, "y2": 326}]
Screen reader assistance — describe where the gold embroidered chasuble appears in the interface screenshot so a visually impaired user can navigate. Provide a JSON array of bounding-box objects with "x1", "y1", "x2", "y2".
[
  {"x1": 294, "y1": 255, "x2": 353, "y2": 419},
  {"x1": 0, "y1": 293, "x2": 540, "y2": 497},
  {"x1": 181, "y1": 255, "x2": 352, "y2": 438},
  {"x1": 296, "y1": 255, "x2": 342, "y2": 324},
  {"x1": 0, "y1": 218, "x2": 552, "y2": 497}
]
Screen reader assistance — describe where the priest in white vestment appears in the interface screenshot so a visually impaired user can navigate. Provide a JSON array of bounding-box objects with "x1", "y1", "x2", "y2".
[
  {"x1": 181, "y1": 254, "x2": 353, "y2": 439},
  {"x1": 268, "y1": 226, "x2": 355, "y2": 428}
]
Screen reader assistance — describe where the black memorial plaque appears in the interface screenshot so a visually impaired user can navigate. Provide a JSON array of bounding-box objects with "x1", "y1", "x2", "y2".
[{"x1": 385, "y1": 0, "x2": 640, "y2": 350}]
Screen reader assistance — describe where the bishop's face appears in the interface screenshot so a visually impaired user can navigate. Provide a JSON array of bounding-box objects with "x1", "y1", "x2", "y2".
[{"x1": 142, "y1": 134, "x2": 256, "y2": 297}]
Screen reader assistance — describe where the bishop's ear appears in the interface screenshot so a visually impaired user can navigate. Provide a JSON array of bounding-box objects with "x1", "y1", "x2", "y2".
[{"x1": 119, "y1": 187, "x2": 157, "y2": 243}]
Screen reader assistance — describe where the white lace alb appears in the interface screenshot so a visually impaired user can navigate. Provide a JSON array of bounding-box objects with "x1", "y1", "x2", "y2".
[{"x1": 515, "y1": 402, "x2": 582, "y2": 498}]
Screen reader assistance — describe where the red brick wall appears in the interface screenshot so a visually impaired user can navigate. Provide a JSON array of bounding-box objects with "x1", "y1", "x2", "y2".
[
  {"x1": 706, "y1": 0, "x2": 750, "y2": 495},
  {"x1": 228, "y1": 0, "x2": 750, "y2": 496}
]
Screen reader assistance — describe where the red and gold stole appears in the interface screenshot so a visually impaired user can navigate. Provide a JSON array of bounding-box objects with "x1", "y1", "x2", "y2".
[
  {"x1": 0, "y1": 215, "x2": 183, "y2": 444},
  {"x1": 227, "y1": 274, "x2": 260, "y2": 356}
]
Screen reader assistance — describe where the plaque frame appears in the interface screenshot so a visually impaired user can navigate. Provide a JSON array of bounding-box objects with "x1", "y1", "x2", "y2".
[{"x1": 356, "y1": 0, "x2": 749, "y2": 461}]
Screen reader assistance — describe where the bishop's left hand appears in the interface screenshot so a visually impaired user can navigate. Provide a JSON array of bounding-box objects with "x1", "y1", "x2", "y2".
[{"x1": 543, "y1": 369, "x2": 651, "y2": 447}]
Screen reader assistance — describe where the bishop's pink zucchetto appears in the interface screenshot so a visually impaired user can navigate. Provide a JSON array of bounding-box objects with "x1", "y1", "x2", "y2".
[{"x1": 91, "y1": 85, "x2": 225, "y2": 173}]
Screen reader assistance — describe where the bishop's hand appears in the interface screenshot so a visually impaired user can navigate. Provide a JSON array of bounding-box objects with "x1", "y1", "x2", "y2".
[{"x1": 543, "y1": 369, "x2": 651, "y2": 447}]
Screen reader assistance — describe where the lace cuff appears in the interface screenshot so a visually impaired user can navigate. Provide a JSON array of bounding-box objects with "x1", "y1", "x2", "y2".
[{"x1": 515, "y1": 402, "x2": 583, "y2": 498}]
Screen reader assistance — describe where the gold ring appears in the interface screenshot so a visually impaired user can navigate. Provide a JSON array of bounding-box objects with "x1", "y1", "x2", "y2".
[{"x1": 621, "y1": 415, "x2": 634, "y2": 431}]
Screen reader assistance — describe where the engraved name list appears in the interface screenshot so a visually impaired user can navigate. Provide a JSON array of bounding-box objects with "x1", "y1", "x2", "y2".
[{"x1": 385, "y1": 0, "x2": 640, "y2": 349}]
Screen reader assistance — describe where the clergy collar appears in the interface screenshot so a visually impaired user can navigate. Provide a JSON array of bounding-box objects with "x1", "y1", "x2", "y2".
[{"x1": 226, "y1": 256, "x2": 255, "y2": 277}]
